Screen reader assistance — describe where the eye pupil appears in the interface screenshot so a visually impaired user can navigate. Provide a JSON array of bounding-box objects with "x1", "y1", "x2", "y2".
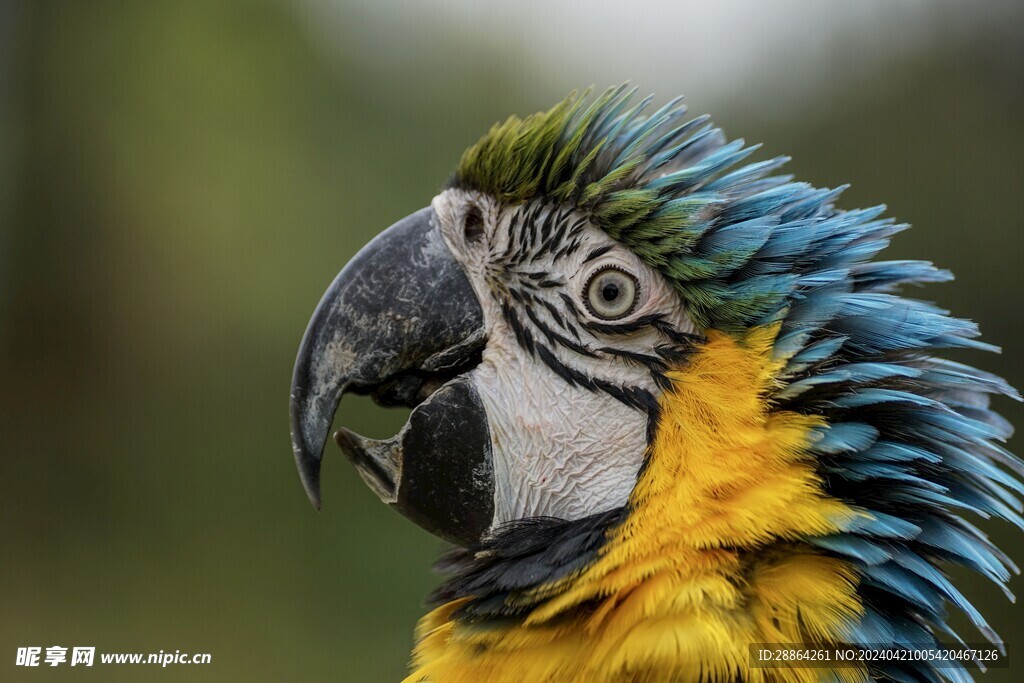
[{"x1": 602, "y1": 283, "x2": 619, "y2": 302}]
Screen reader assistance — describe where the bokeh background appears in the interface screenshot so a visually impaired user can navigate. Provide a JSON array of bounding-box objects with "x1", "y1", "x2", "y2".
[{"x1": 1, "y1": 0, "x2": 1022, "y2": 680}]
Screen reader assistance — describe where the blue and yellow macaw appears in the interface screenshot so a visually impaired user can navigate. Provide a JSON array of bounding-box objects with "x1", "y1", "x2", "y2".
[{"x1": 290, "y1": 86, "x2": 1021, "y2": 682}]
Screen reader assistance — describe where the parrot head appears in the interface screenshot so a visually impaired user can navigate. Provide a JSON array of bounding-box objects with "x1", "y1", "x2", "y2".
[
  {"x1": 290, "y1": 90, "x2": 707, "y2": 545},
  {"x1": 289, "y1": 87, "x2": 1021, "y2": 682}
]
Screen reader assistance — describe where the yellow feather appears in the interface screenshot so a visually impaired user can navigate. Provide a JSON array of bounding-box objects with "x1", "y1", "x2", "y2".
[{"x1": 406, "y1": 326, "x2": 868, "y2": 682}]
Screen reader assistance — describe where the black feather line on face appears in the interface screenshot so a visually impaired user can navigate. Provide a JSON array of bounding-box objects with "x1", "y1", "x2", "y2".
[
  {"x1": 537, "y1": 297, "x2": 577, "y2": 336},
  {"x1": 584, "y1": 313, "x2": 671, "y2": 336},
  {"x1": 502, "y1": 209, "x2": 524, "y2": 261},
  {"x1": 524, "y1": 305, "x2": 597, "y2": 358},
  {"x1": 535, "y1": 343, "x2": 581, "y2": 389},
  {"x1": 522, "y1": 203, "x2": 541, "y2": 252},
  {"x1": 550, "y1": 217, "x2": 588, "y2": 261},
  {"x1": 502, "y1": 302, "x2": 535, "y2": 355},
  {"x1": 655, "y1": 343, "x2": 695, "y2": 364},
  {"x1": 561, "y1": 239, "x2": 583, "y2": 259},
  {"x1": 598, "y1": 346, "x2": 669, "y2": 372},
  {"x1": 597, "y1": 346, "x2": 679, "y2": 393},
  {"x1": 558, "y1": 292, "x2": 586, "y2": 322},
  {"x1": 500, "y1": 202, "x2": 584, "y2": 265},
  {"x1": 534, "y1": 342, "x2": 657, "y2": 413},
  {"x1": 653, "y1": 320, "x2": 704, "y2": 346},
  {"x1": 583, "y1": 244, "x2": 614, "y2": 264},
  {"x1": 552, "y1": 236, "x2": 581, "y2": 262},
  {"x1": 535, "y1": 207, "x2": 557, "y2": 257}
]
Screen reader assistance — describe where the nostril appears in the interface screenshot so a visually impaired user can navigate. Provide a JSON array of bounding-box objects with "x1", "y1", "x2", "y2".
[{"x1": 464, "y1": 204, "x2": 485, "y2": 243}]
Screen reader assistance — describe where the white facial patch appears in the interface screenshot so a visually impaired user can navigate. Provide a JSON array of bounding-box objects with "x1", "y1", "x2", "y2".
[
  {"x1": 471, "y1": 335, "x2": 647, "y2": 523},
  {"x1": 432, "y1": 189, "x2": 697, "y2": 527}
]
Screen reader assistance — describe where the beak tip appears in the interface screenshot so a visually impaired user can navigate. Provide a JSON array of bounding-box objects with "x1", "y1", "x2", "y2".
[
  {"x1": 301, "y1": 472, "x2": 323, "y2": 511},
  {"x1": 306, "y1": 480, "x2": 322, "y2": 511},
  {"x1": 292, "y1": 438, "x2": 324, "y2": 511}
]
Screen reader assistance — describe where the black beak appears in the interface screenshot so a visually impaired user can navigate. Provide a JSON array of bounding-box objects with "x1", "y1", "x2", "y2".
[{"x1": 289, "y1": 207, "x2": 494, "y2": 545}]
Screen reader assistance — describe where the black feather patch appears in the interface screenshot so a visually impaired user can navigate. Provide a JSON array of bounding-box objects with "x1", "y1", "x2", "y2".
[{"x1": 429, "y1": 508, "x2": 626, "y2": 621}]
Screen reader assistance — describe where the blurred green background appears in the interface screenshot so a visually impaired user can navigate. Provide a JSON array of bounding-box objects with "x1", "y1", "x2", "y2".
[{"x1": 1, "y1": 0, "x2": 1022, "y2": 680}]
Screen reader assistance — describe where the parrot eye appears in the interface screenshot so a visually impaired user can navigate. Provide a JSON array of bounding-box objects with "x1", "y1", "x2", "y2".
[{"x1": 584, "y1": 267, "x2": 640, "y2": 320}]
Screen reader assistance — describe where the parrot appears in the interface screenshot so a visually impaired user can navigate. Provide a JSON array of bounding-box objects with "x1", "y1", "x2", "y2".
[{"x1": 289, "y1": 86, "x2": 1022, "y2": 683}]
